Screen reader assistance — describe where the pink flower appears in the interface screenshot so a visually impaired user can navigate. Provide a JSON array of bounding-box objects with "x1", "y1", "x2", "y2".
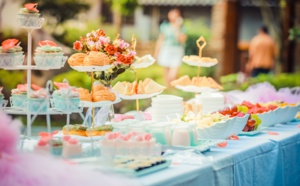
[
  {"x1": 73, "y1": 41, "x2": 82, "y2": 51},
  {"x1": 63, "y1": 135, "x2": 71, "y2": 141},
  {"x1": 118, "y1": 40, "x2": 130, "y2": 49},
  {"x1": 99, "y1": 36, "x2": 109, "y2": 45},
  {"x1": 106, "y1": 132, "x2": 114, "y2": 140},
  {"x1": 127, "y1": 51, "x2": 136, "y2": 57}
]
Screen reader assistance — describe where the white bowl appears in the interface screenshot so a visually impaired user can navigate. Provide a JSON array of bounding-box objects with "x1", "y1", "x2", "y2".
[
  {"x1": 197, "y1": 117, "x2": 236, "y2": 139},
  {"x1": 229, "y1": 114, "x2": 249, "y2": 135}
]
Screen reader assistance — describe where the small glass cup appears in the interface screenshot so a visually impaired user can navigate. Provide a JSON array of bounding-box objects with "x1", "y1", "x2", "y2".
[{"x1": 171, "y1": 125, "x2": 191, "y2": 146}]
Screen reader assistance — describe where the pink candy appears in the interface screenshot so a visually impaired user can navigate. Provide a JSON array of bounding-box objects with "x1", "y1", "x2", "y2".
[
  {"x1": 63, "y1": 135, "x2": 71, "y2": 141},
  {"x1": 68, "y1": 138, "x2": 78, "y2": 145},
  {"x1": 144, "y1": 133, "x2": 152, "y2": 141},
  {"x1": 135, "y1": 135, "x2": 143, "y2": 142}
]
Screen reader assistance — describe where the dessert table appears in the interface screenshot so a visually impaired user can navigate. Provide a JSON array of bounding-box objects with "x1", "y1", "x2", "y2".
[{"x1": 137, "y1": 121, "x2": 300, "y2": 186}]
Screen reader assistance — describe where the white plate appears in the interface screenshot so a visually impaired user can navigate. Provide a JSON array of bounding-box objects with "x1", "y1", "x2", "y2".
[
  {"x1": 131, "y1": 54, "x2": 156, "y2": 69},
  {"x1": 175, "y1": 85, "x2": 219, "y2": 93},
  {"x1": 70, "y1": 65, "x2": 113, "y2": 72},
  {"x1": 183, "y1": 59, "x2": 218, "y2": 67},
  {"x1": 119, "y1": 91, "x2": 163, "y2": 100},
  {"x1": 79, "y1": 97, "x2": 121, "y2": 107},
  {"x1": 53, "y1": 131, "x2": 103, "y2": 142},
  {"x1": 238, "y1": 127, "x2": 267, "y2": 136}
]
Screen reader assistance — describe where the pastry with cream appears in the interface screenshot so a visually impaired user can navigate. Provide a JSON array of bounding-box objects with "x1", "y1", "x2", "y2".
[
  {"x1": 62, "y1": 136, "x2": 82, "y2": 158},
  {"x1": 83, "y1": 51, "x2": 110, "y2": 66},
  {"x1": 62, "y1": 124, "x2": 87, "y2": 137},
  {"x1": 112, "y1": 78, "x2": 166, "y2": 95},
  {"x1": 68, "y1": 53, "x2": 87, "y2": 66}
]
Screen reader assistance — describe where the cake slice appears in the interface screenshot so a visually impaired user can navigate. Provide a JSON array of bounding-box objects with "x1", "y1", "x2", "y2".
[
  {"x1": 144, "y1": 79, "x2": 166, "y2": 94},
  {"x1": 171, "y1": 75, "x2": 191, "y2": 87}
]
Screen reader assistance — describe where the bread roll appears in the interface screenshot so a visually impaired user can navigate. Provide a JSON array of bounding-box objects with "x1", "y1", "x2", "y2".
[
  {"x1": 68, "y1": 53, "x2": 87, "y2": 66},
  {"x1": 83, "y1": 51, "x2": 110, "y2": 66}
]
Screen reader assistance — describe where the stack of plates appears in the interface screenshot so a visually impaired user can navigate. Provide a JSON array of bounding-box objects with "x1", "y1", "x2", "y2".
[
  {"x1": 196, "y1": 92, "x2": 225, "y2": 114},
  {"x1": 151, "y1": 95, "x2": 183, "y2": 121}
]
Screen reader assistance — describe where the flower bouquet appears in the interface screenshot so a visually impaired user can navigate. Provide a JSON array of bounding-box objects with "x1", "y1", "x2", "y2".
[{"x1": 72, "y1": 29, "x2": 136, "y2": 86}]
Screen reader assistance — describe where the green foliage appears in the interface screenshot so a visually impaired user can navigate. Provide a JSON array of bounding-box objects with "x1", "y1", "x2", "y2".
[
  {"x1": 184, "y1": 19, "x2": 212, "y2": 55},
  {"x1": 289, "y1": 26, "x2": 300, "y2": 41},
  {"x1": 0, "y1": 70, "x2": 24, "y2": 90},
  {"x1": 106, "y1": 0, "x2": 138, "y2": 16},
  {"x1": 22, "y1": 0, "x2": 90, "y2": 23},
  {"x1": 221, "y1": 73, "x2": 300, "y2": 91},
  {"x1": 52, "y1": 70, "x2": 91, "y2": 90}
]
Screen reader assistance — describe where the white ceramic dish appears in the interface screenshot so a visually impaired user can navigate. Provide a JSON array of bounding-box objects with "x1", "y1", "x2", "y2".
[
  {"x1": 70, "y1": 65, "x2": 113, "y2": 72},
  {"x1": 119, "y1": 91, "x2": 163, "y2": 100}
]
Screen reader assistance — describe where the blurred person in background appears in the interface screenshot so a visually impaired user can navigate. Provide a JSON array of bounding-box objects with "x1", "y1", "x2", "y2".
[
  {"x1": 154, "y1": 8, "x2": 187, "y2": 86},
  {"x1": 246, "y1": 25, "x2": 277, "y2": 77}
]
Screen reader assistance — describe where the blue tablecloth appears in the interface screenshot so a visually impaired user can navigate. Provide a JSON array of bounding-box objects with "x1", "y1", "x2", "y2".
[{"x1": 138, "y1": 121, "x2": 300, "y2": 186}]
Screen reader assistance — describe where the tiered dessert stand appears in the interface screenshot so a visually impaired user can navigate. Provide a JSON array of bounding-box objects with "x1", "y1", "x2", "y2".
[
  {"x1": 0, "y1": 14, "x2": 84, "y2": 137},
  {"x1": 118, "y1": 36, "x2": 158, "y2": 114},
  {"x1": 69, "y1": 61, "x2": 121, "y2": 128},
  {"x1": 177, "y1": 36, "x2": 219, "y2": 93}
]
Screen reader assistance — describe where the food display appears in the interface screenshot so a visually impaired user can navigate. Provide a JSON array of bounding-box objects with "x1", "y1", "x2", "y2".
[
  {"x1": 113, "y1": 78, "x2": 166, "y2": 96},
  {"x1": 0, "y1": 39, "x2": 24, "y2": 67},
  {"x1": 171, "y1": 75, "x2": 223, "y2": 91}
]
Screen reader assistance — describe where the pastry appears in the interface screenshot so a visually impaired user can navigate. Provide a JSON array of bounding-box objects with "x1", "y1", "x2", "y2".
[
  {"x1": 170, "y1": 75, "x2": 191, "y2": 86},
  {"x1": 112, "y1": 82, "x2": 125, "y2": 94},
  {"x1": 86, "y1": 125, "x2": 113, "y2": 136},
  {"x1": 112, "y1": 79, "x2": 165, "y2": 95},
  {"x1": 67, "y1": 53, "x2": 87, "y2": 66},
  {"x1": 171, "y1": 76, "x2": 223, "y2": 90},
  {"x1": 83, "y1": 51, "x2": 110, "y2": 66},
  {"x1": 62, "y1": 124, "x2": 87, "y2": 137},
  {"x1": 92, "y1": 89, "x2": 116, "y2": 102},
  {"x1": 62, "y1": 137, "x2": 82, "y2": 158},
  {"x1": 143, "y1": 78, "x2": 166, "y2": 94},
  {"x1": 78, "y1": 88, "x2": 92, "y2": 101},
  {"x1": 137, "y1": 80, "x2": 146, "y2": 94}
]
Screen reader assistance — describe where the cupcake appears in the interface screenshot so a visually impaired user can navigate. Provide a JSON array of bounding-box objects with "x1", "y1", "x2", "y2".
[
  {"x1": 62, "y1": 137, "x2": 82, "y2": 158},
  {"x1": 0, "y1": 86, "x2": 4, "y2": 108},
  {"x1": 52, "y1": 82, "x2": 80, "y2": 112},
  {"x1": 34, "y1": 138, "x2": 63, "y2": 156},
  {"x1": 0, "y1": 39, "x2": 24, "y2": 67},
  {"x1": 18, "y1": 3, "x2": 43, "y2": 28},
  {"x1": 26, "y1": 88, "x2": 48, "y2": 112},
  {"x1": 34, "y1": 40, "x2": 65, "y2": 68}
]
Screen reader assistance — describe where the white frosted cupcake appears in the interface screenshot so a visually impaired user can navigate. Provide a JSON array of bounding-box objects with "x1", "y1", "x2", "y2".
[
  {"x1": 18, "y1": 3, "x2": 43, "y2": 28},
  {"x1": 34, "y1": 40, "x2": 65, "y2": 68},
  {"x1": 0, "y1": 39, "x2": 24, "y2": 67}
]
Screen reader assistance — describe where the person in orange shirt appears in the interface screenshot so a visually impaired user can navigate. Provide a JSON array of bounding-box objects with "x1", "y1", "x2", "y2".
[{"x1": 247, "y1": 26, "x2": 277, "y2": 77}]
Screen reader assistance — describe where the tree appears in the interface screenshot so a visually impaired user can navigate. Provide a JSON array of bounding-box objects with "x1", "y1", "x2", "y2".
[{"x1": 106, "y1": 0, "x2": 138, "y2": 34}]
